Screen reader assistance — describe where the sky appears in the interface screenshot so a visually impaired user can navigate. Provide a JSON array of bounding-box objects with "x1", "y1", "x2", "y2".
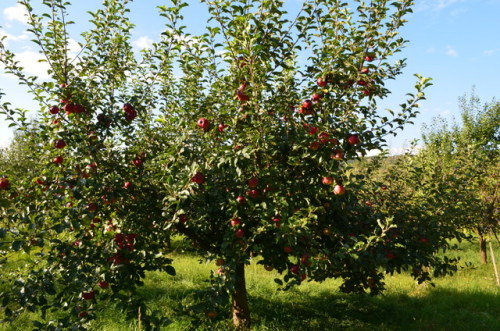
[{"x1": 1, "y1": 0, "x2": 499, "y2": 153}]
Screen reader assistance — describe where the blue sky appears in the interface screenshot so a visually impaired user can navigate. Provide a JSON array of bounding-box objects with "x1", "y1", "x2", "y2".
[{"x1": 1, "y1": 0, "x2": 499, "y2": 153}]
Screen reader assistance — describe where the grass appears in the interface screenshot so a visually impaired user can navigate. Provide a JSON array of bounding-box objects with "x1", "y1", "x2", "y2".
[{"x1": 1, "y1": 239, "x2": 499, "y2": 331}]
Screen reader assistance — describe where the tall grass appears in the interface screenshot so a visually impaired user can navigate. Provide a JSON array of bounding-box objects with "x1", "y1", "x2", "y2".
[{"x1": 1, "y1": 239, "x2": 499, "y2": 330}]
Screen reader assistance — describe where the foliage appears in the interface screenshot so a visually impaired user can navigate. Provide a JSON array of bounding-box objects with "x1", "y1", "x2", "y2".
[{"x1": 0, "y1": 0, "x2": 462, "y2": 329}]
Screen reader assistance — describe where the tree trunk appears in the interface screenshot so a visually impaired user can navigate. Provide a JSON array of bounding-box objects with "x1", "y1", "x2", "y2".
[
  {"x1": 232, "y1": 263, "x2": 251, "y2": 330},
  {"x1": 478, "y1": 228, "x2": 488, "y2": 264}
]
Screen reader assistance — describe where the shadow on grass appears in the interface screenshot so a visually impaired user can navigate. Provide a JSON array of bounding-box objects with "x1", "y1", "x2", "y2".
[{"x1": 249, "y1": 288, "x2": 500, "y2": 331}]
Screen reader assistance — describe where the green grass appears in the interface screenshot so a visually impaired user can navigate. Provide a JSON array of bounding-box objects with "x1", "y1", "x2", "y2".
[{"x1": 1, "y1": 239, "x2": 499, "y2": 331}]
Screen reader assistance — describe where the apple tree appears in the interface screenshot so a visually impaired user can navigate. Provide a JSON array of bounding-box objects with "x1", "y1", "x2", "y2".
[{"x1": 0, "y1": 0, "x2": 462, "y2": 329}]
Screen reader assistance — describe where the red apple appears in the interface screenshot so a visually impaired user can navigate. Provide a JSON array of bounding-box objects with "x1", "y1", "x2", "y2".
[
  {"x1": 290, "y1": 264, "x2": 300, "y2": 275},
  {"x1": 53, "y1": 156, "x2": 64, "y2": 164},
  {"x1": 191, "y1": 172, "x2": 205, "y2": 185},
  {"x1": 247, "y1": 177, "x2": 258, "y2": 188},
  {"x1": 365, "y1": 55, "x2": 374, "y2": 62},
  {"x1": 380, "y1": 185, "x2": 388, "y2": 190},
  {"x1": 54, "y1": 139, "x2": 67, "y2": 149},
  {"x1": 330, "y1": 151, "x2": 344, "y2": 160},
  {"x1": 0, "y1": 177, "x2": 11, "y2": 190},
  {"x1": 333, "y1": 184, "x2": 346, "y2": 195},
  {"x1": 179, "y1": 214, "x2": 188, "y2": 224},
  {"x1": 49, "y1": 105, "x2": 60, "y2": 114},
  {"x1": 361, "y1": 68, "x2": 369, "y2": 74},
  {"x1": 308, "y1": 126, "x2": 318, "y2": 135},
  {"x1": 197, "y1": 117, "x2": 210, "y2": 130},
  {"x1": 123, "y1": 181, "x2": 133, "y2": 189},
  {"x1": 132, "y1": 158, "x2": 143, "y2": 167},
  {"x1": 283, "y1": 246, "x2": 293, "y2": 253},
  {"x1": 230, "y1": 217, "x2": 241, "y2": 226},
  {"x1": 386, "y1": 252, "x2": 395, "y2": 260},
  {"x1": 302, "y1": 99, "x2": 313, "y2": 109},
  {"x1": 318, "y1": 132, "x2": 329, "y2": 143},
  {"x1": 317, "y1": 77, "x2": 327, "y2": 87},
  {"x1": 322, "y1": 176, "x2": 333, "y2": 185},
  {"x1": 235, "y1": 229, "x2": 245, "y2": 238},
  {"x1": 236, "y1": 90, "x2": 250, "y2": 102},
  {"x1": 247, "y1": 189, "x2": 259, "y2": 198},
  {"x1": 419, "y1": 237, "x2": 429, "y2": 244},
  {"x1": 81, "y1": 291, "x2": 95, "y2": 300},
  {"x1": 311, "y1": 93, "x2": 321, "y2": 102},
  {"x1": 347, "y1": 134, "x2": 360, "y2": 145},
  {"x1": 124, "y1": 108, "x2": 137, "y2": 121},
  {"x1": 362, "y1": 89, "x2": 371, "y2": 96},
  {"x1": 357, "y1": 80, "x2": 367, "y2": 86},
  {"x1": 217, "y1": 123, "x2": 226, "y2": 132},
  {"x1": 87, "y1": 203, "x2": 98, "y2": 212},
  {"x1": 301, "y1": 253, "x2": 311, "y2": 266},
  {"x1": 236, "y1": 196, "x2": 246, "y2": 205},
  {"x1": 310, "y1": 141, "x2": 321, "y2": 151},
  {"x1": 98, "y1": 281, "x2": 109, "y2": 289}
]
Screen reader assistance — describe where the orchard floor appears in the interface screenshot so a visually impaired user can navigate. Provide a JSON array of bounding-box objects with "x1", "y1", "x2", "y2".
[{"x1": 1, "y1": 239, "x2": 499, "y2": 331}]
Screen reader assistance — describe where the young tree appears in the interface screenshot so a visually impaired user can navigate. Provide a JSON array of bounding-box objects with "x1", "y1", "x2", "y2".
[
  {"x1": 1, "y1": 0, "x2": 460, "y2": 329},
  {"x1": 418, "y1": 92, "x2": 499, "y2": 263}
]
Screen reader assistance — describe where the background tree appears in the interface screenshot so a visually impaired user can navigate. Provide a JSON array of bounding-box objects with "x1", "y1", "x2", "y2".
[{"x1": 0, "y1": 0, "x2": 463, "y2": 329}]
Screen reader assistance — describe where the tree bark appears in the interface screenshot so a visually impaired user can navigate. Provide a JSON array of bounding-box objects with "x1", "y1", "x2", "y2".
[
  {"x1": 232, "y1": 263, "x2": 251, "y2": 330},
  {"x1": 478, "y1": 227, "x2": 488, "y2": 264}
]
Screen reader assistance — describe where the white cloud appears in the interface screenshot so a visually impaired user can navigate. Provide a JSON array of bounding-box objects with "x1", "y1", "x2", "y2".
[
  {"x1": 0, "y1": 29, "x2": 31, "y2": 47},
  {"x1": 3, "y1": 4, "x2": 29, "y2": 25},
  {"x1": 446, "y1": 45, "x2": 458, "y2": 57},
  {"x1": 416, "y1": 0, "x2": 464, "y2": 12},
  {"x1": 13, "y1": 50, "x2": 51, "y2": 79},
  {"x1": 133, "y1": 36, "x2": 154, "y2": 49}
]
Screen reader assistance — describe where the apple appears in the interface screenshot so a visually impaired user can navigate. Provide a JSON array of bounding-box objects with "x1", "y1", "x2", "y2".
[
  {"x1": 380, "y1": 185, "x2": 388, "y2": 190},
  {"x1": 236, "y1": 196, "x2": 246, "y2": 205},
  {"x1": 191, "y1": 172, "x2": 205, "y2": 184},
  {"x1": 302, "y1": 99, "x2": 313, "y2": 109},
  {"x1": 311, "y1": 93, "x2": 321, "y2": 102},
  {"x1": 300, "y1": 273, "x2": 307, "y2": 281},
  {"x1": 53, "y1": 156, "x2": 64, "y2": 164},
  {"x1": 49, "y1": 105, "x2": 60, "y2": 114},
  {"x1": 308, "y1": 126, "x2": 318, "y2": 135},
  {"x1": 365, "y1": 55, "x2": 374, "y2": 62},
  {"x1": 207, "y1": 311, "x2": 218, "y2": 319},
  {"x1": 317, "y1": 77, "x2": 327, "y2": 87},
  {"x1": 35, "y1": 177, "x2": 44, "y2": 185},
  {"x1": 290, "y1": 264, "x2": 300, "y2": 275},
  {"x1": 357, "y1": 80, "x2": 367, "y2": 86},
  {"x1": 386, "y1": 252, "x2": 396, "y2": 260},
  {"x1": 0, "y1": 177, "x2": 11, "y2": 190},
  {"x1": 124, "y1": 108, "x2": 137, "y2": 121},
  {"x1": 347, "y1": 134, "x2": 360, "y2": 145},
  {"x1": 79, "y1": 311, "x2": 88, "y2": 318},
  {"x1": 54, "y1": 139, "x2": 67, "y2": 149},
  {"x1": 98, "y1": 281, "x2": 109, "y2": 289},
  {"x1": 230, "y1": 217, "x2": 241, "y2": 226},
  {"x1": 333, "y1": 184, "x2": 346, "y2": 195},
  {"x1": 215, "y1": 258, "x2": 225, "y2": 266},
  {"x1": 361, "y1": 68, "x2": 369, "y2": 74},
  {"x1": 217, "y1": 123, "x2": 226, "y2": 132},
  {"x1": 87, "y1": 203, "x2": 98, "y2": 212},
  {"x1": 283, "y1": 246, "x2": 293, "y2": 253},
  {"x1": 197, "y1": 117, "x2": 210, "y2": 130},
  {"x1": 81, "y1": 291, "x2": 95, "y2": 300},
  {"x1": 123, "y1": 181, "x2": 133, "y2": 189},
  {"x1": 179, "y1": 214, "x2": 188, "y2": 224},
  {"x1": 419, "y1": 237, "x2": 429, "y2": 244},
  {"x1": 247, "y1": 177, "x2": 258, "y2": 188},
  {"x1": 310, "y1": 141, "x2": 321, "y2": 151},
  {"x1": 132, "y1": 158, "x2": 143, "y2": 167},
  {"x1": 247, "y1": 189, "x2": 259, "y2": 198},
  {"x1": 122, "y1": 103, "x2": 134, "y2": 112},
  {"x1": 235, "y1": 229, "x2": 245, "y2": 238},
  {"x1": 64, "y1": 103, "x2": 86, "y2": 114},
  {"x1": 300, "y1": 253, "x2": 311, "y2": 266},
  {"x1": 318, "y1": 132, "x2": 329, "y2": 143},
  {"x1": 362, "y1": 89, "x2": 371, "y2": 96},
  {"x1": 322, "y1": 176, "x2": 333, "y2": 185},
  {"x1": 236, "y1": 90, "x2": 250, "y2": 102},
  {"x1": 330, "y1": 150, "x2": 344, "y2": 160},
  {"x1": 329, "y1": 138, "x2": 339, "y2": 145}
]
